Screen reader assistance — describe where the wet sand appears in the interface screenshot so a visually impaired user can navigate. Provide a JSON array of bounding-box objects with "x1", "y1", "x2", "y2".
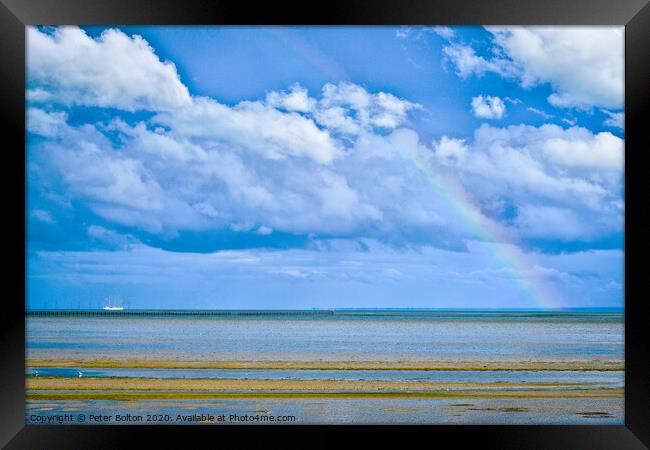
[
  {"x1": 27, "y1": 376, "x2": 612, "y2": 393},
  {"x1": 28, "y1": 389, "x2": 623, "y2": 401},
  {"x1": 26, "y1": 396, "x2": 624, "y2": 424},
  {"x1": 25, "y1": 312, "x2": 624, "y2": 424},
  {"x1": 27, "y1": 358, "x2": 624, "y2": 371}
]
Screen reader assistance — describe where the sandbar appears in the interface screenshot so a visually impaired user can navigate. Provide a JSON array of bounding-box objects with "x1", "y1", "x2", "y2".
[
  {"x1": 26, "y1": 376, "x2": 609, "y2": 392},
  {"x1": 27, "y1": 358, "x2": 624, "y2": 371}
]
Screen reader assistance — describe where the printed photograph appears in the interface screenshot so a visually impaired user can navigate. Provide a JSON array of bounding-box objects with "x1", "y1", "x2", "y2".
[{"x1": 26, "y1": 25, "x2": 624, "y2": 425}]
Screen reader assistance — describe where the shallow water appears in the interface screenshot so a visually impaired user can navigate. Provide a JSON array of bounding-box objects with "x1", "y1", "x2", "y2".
[
  {"x1": 25, "y1": 311, "x2": 624, "y2": 424},
  {"x1": 26, "y1": 311, "x2": 624, "y2": 362},
  {"x1": 26, "y1": 397, "x2": 624, "y2": 425},
  {"x1": 26, "y1": 367, "x2": 624, "y2": 389}
]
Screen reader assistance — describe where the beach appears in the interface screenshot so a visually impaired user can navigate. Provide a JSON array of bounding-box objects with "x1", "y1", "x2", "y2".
[{"x1": 26, "y1": 310, "x2": 624, "y2": 424}]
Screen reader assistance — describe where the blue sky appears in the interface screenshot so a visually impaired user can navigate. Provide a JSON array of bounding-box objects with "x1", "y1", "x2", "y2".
[{"x1": 26, "y1": 26, "x2": 624, "y2": 309}]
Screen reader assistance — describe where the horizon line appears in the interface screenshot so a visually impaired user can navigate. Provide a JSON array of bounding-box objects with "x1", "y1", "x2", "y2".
[{"x1": 26, "y1": 306, "x2": 624, "y2": 312}]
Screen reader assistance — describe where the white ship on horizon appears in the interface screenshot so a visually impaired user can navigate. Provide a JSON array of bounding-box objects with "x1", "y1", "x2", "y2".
[
  {"x1": 102, "y1": 305, "x2": 124, "y2": 311},
  {"x1": 102, "y1": 296, "x2": 125, "y2": 311}
]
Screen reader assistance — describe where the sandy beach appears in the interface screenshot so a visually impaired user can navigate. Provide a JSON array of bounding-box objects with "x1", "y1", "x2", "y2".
[
  {"x1": 27, "y1": 358, "x2": 624, "y2": 371},
  {"x1": 27, "y1": 375, "x2": 615, "y2": 392}
]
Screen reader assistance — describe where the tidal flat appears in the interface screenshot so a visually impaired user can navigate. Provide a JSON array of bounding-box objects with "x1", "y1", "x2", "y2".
[
  {"x1": 26, "y1": 396, "x2": 624, "y2": 424},
  {"x1": 25, "y1": 310, "x2": 624, "y2": 424}
]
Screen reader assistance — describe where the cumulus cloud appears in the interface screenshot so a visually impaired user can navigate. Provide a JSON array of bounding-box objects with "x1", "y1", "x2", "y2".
[
  {"x1": 29, "y1": 110, "x2": 385, "y2": 237},
  {"x1": 489, "y1": 27, "x2": 623, "y2": 109},
  {"x1": 514, "y1": 205, "x2": 586, "y2": 240},
  {"x1": 313, "y1": 82, "x2": 421, "y2": 133},
  {"x1": 28, "y1": 105, "x2": 624, "y2": 248},
  {"x1": 27, "y1": 108, "x2": 68, "y2": 137},
  {"x1": 148, "y1": 81, "x2": 419, "y2": 168},
  {"x1": 471, "y1": 95, "x2": 506, "y2": 119},
  {"x1": 442, "y1": 26, "x2": 624, "y2": 110},
  {"x1": 442, "y1": 43, "x2": 517, "y2": 79},
  {"x1": 26, "y1": 26, "x2": 624, "y2": 252},
  {"x1": 266, "y1": 83, "x2": 315, "y2": 113},
  {"x1": 433, "y1": 136, "x2": 469, "y2": 164},
  {"x1": 541, "y1": 130, "x2": 624, "y2": 170},
  {"x1": 153, "y1": 97, "x2": 343, "y2": 165},
  {"x1": 602, "y1": 110, "x2": 624, "y2": 130},
  {"x1": 445, "y1": 123, "x2": 623, "y2": 240},
  {"x1": 27, "y1": 26, "x2": 191, "y2": 111}
]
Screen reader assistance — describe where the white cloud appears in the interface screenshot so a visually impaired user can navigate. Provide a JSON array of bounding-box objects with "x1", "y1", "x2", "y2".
[
  {"x1": 31, "y1": 209, "x2": 55, "y2": 223},
  {"x1": 395, "y1": 28, "x2": 411, "y2": 39},
  {"x1": 442, "y1": 26, "x2": 624, "y2": 110},
  {"x1": 527, "y1": 107, "x2": 554, "y2": 120},
  {"x1": 30, "y1": 105, "x2": 623, "y2": 246},
  {"x1": 442, "y1": 43, "x2": 517, "y2": 79},
  {"x1": 515, "y1": 27, "x2": 623, "y2": 108},
  {"x1": 31, "y1": 110, "x2": 386, "y2": 236},
  {"x1": 314, "y1": 82, "x2": 421, "y2": 133},
  {"x1": 153, "y1": 96, "x2": 343, "y2": 165},
  {"x1": 433, "y1": 26, "x2": 455, "y2": 40},
  {"x1": 602, "y1": 110, "x2": 624, "y2": 130},
  {"x1": 489, "y1": 26, "x2": 624, "y2": 109},
  {"x1": 87, "y1": 225, "x2": 135, "y2": 249},
  {"x1": 26, "y1": 26, "x2": 623, "y2": 249},
  {"x1": 27, "y1": 26, "x2": 191, "y2": 111},
  {"x1": 27, "y1": 108, "x2": 68, "y2": 137},
  {"x1": 424, "y1": 123, "x2": 623, "y2": 242},
  {"x1": 256, "y1": 225, "x2": 273, "y2": 235},
  {"x1": 145, "y1": 81, "x2": 419, "y2": 172},
  {"x1": 313, "y1": 106, "x2": 361, "y2": 135},
  {"x1": 433, "y1": 136, "x2": 469, "y2": 164},
  {"x1": 471, "y1": 95, "x2": 506, "y2": 119},
  {"x1": 266, "y1": 83, "x2": 315, "y2": 113},
  {"x1": 395, "y1": 26, "x2": 450, "y2": 41},
  {"x1": 514, "y1": 205, "x2": 586, "y2": 240},
  {"x1": 29, "y1": 239, "x2": 623, "y2": 308},
  {"x1": 541, "y1": 130, "x2": 624, "y2": 170}
]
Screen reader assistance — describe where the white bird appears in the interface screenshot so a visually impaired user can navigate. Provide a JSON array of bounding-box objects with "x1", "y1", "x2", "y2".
[{"x1": 78, "y1": 371, "x2": 83, "y2": 378}]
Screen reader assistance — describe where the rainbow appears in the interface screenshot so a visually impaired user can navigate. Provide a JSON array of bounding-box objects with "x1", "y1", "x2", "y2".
[
  {"x1": 262, "y1": 27, "x2": 349, "y2": 82},
  {"x1": 395, "y1": 141, "x2": 566, "y2": 309},
  {"x1": 258, "y1": 27, "x2": 565, "y2": 309}
]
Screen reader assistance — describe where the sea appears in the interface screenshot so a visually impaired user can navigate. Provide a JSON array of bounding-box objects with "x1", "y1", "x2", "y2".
[{"x1": 25, "y1": 309, "x2": 624, "y2": 424}]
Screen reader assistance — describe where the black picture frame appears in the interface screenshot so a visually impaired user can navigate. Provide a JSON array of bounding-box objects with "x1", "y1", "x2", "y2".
[{"x1": 2, "y1": 0, "x2": 648, "y2": 447}]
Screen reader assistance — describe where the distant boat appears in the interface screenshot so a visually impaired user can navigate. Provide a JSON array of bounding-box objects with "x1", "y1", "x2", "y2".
[
  {"x1": 102, "y1": 305, "x2": 124, "y2": 311},
  {"x1": 102, "y1": 296, "x2": 125, "y2": 311}
]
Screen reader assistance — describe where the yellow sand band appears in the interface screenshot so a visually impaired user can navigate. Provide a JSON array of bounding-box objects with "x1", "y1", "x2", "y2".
[
  {"x1": 26, "y1": 376, "x2": 609, "y2": 392},
  {"x1": 26, "y1": 358, "x2": 624, "y2": 371}
]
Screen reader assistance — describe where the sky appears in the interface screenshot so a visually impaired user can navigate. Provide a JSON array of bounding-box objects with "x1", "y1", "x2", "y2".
[{"x1": 26, "y1": 26, "x2": 625, "y2": 310}]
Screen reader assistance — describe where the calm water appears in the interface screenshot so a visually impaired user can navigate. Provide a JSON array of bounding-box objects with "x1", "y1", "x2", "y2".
[
  {"x1": 25, "y1": 310, "x2": 624, "y2": 424},
  {"x1": 25, "y1": 367, "x2": 624, "y2": 387},
  {"x1": 26, "y1": 310, "x2": 624, "y2": 362}
]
